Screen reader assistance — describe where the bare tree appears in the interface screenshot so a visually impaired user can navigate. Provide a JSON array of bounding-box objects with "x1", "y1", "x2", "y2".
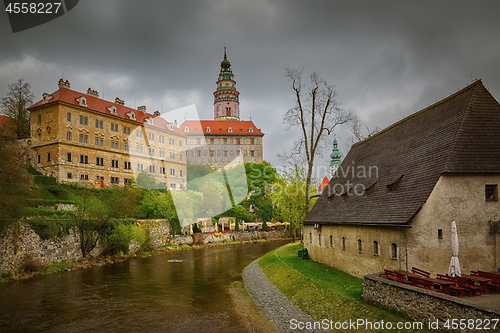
[
  {"x1": 283, "y1": 68, "x2": 353, "y2": 213},
  {"x1": 1, "y1": 78, "x2": 35, "y2": 138},
  {"x1": 343, "y1": 118, "x2": 379, "y2": 153}
]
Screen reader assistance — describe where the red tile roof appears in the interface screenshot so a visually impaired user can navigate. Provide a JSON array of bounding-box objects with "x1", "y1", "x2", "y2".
[
  {"x1": 179, "y1": 120, "x2": 264, "y2": 136},
  {"x1": 318, "y1": 176, "x2": 329, "y2": 191},
  {"x1": 29, "y1": 87, "x2": 185, "y2": 135}
]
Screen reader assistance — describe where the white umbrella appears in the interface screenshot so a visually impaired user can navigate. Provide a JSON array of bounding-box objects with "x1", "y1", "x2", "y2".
[{"x1": 448, "y1": 220, "x2": 462, "y2": 277}]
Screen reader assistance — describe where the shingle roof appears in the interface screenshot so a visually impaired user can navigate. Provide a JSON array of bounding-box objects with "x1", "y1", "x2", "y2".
[
  {"x1": 180, "y1": 120, "x2": 264, "y2": 136},
  {"x1": 29, "y1": 87, "x2": 185, "y2": 135},
  {"x1": 304, "y1": 80, "x2": 500, "y2": 226}
]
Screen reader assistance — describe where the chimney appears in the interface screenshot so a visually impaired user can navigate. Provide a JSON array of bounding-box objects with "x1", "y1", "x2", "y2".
[
  {"x1": 86, "y1": 88, "x2": 99, "y2": 98},
  {"x1": 58, "y1": 79, "x2": 70, "y2": 89},
  {"x1": 115, "y1": 97, "x2": 125, "y2": 106},
  {"x1": 137, "y1": 105, "x2": 147, "y2": 112},
  {"x1": 153, "y1": 110, "x2": 160, "y2": 117}
]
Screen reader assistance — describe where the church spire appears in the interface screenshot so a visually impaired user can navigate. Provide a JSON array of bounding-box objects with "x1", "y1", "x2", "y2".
[
  {"x1": 214, "y1": 44, "x2": 240, "y2": 120},
  {"x1": 330, "y1": 138, "x2": 342, "y2": 176}
]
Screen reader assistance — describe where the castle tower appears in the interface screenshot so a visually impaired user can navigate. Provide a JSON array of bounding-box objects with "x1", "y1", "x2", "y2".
[
  {"x1": 213, "y1": 46, "x2": 240, "y2": 120},
  {"x1": 330, "y1": 138, "x2": 342, "y2": 176}
]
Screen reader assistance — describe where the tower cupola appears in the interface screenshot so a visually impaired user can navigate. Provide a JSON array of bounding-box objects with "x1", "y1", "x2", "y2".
[{"x1": 214, "y1": 45, "x2": 240, "y2": 120}]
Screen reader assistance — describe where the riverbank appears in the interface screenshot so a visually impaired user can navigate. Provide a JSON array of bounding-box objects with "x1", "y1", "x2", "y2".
[
  {"x1": 0, "y1": 236, "x2": 290, "y2": 283},
  {"x1": 247, "y1": 243, "x2": 439, "y2": 333}
]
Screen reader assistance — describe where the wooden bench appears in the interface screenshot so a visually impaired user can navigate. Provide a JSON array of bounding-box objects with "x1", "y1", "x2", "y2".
[
  {"x1": 385, "y1": 269, "x2": 410, "y2": 284},
  {"x1": 411, "y1": 276, "x2": 441, "y2": 292},
  {"x1": 438, "y1": 274, "x2": 480, "y2": 296},
  {"x1": 412, "y1": 267, "x2": 430, "y2": 278},
  {"x1": 471, "y1": 271, "x2": 500, "y2": 293}
]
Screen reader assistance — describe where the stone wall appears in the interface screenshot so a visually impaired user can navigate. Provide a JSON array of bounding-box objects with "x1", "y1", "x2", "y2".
[
  {"x1": 0, "y1": 220, "x2": 290, "y2": 275},
  {"x1": 363, "y1": 274, "x2": 500, "y2": 331}
]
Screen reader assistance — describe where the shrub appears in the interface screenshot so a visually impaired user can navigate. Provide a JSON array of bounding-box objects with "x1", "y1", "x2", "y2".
[
  {"x1": 262, "y1": 220, "x2": 269, "y2": 232},
  {"x1": 23, "y1": 254, "x2": 45, "y2": 273}
]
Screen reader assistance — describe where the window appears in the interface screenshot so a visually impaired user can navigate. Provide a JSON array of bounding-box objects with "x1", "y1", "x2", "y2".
[
  {"x1": 123, "y1": 126, "x2": 131, "y2": 135},
  {"x1": 358, "y1": 239, "x2": 362, "y2": 253},
  {"x1": 438, "y1": 229, "x2": 443, "y2": 239},
  {"x1": 124, "y1": 178, "x2": 131, "y2": 185},
  {"x1": 391, "y1": 243, "x2": 398, "y2": 259},
  {"x1": 95, "y1": 137, "x2": 104, "y2": 146},
  {"x1": 67, "y1": 173, "x2": 72, "y2": 179},
  {"x1": 486, "y1": 184, "x2": 498, "y2": 201},
  {"x1": 179, "y1": 140, "x2": 182, "y2": 147},
  {"x1": 37, "y1": 154, "x2": 41, "y2": 163},
  {"x1": 236, "y1": 138, "x2": 241, "y2": 145},
  {"x1": 170, "y1": 183, "x2": 177, "y2": 189},
  {"x1": 67, "y1": 153, "x2": 72, "y2": 162},
  {"x1": 79, "y1": 134, "x2": 88, "y2": 144},
  {"x1": 196, "y1": 138, "x2": 201, "y2": 145},
  {"x1": 180, "y1": 153, "x2": 183, "y2": 161},
  {"x1": 149, "y1": 148, "x2": 155, "y2": 156},
  {"x1": 137, "y1": 163, "x2": 143, "y2": 171},
  {"x1": 223, "y1": 151, "x2": 228, "y2": 157},
  {"x1": 170, "y1": 168, "x2": 175, "y2": 176},
  {"x1": 112, "y1": 160, "x2": 119, "y2": 168},
  {"x1": 80, "y1": 174, "x2": 89, "y2": 180},
  {"x1": 79, "y1": 115, "x2": 88, "y2": 125},
  {"x1": 111, "y1": 141, "x2": 119, "y2": 149},
  {"x1": 330, "y1": 235, "x2": 333, "y2": 247},
  {"x1": 67, "y1": 112, "x2": 71, "y2": 122},
  {"x1": 136, "y1": 128, "x2": 142, "y2": 137},
  {"x1": 159, "y1": 135, "x2": 165, "y2": 143},
  {"x1": 96, "y1": 157, "x2": 104, "y2": 166},
  {"x1": 228, "y1": 127, "x2": 233, "y2": 133},
  {"x1": 111, "y1": 177, "x2": 119, "y2": 184},
  {"x1": 148, "y1": 132, "x2": 154, "y2": 141},
  {"x1": 149, "y1": 165, "x2": 155, "y2": 173},
  {"x1": 170, "y1": 138, "x2": 176, "y2": 145},
  {"x1": 124, "y1": 161, "x2": 131, "y2": 170},
  {"x1": 37, "y1": 114, "x2": 41, "y2": 124},
  {"x1": 67, "y1": 131, "x2": 72, "y2": 141},
  {"x1": 250, "y1": 138, "x2": 255, "y2": 145},
  {"x1": 160, "y1": 167, "x2": 166, "y2": 174},
  {"x1": 159, "y1": 150, "x2": 165, "y2": 158},
  {"x1": 124, "y1": 142, "x2": 130, "y2": 151},
  {"x1": 95, "y1": 119, "x2": 103, "y2": 129},
  {"x1": 80, "y1": 155, "x2": 89, "y2": 164},
  {"x1": 342, "y1": 237, "x2": 346, "y2": 250},
  {"x1": 223, "y1": 138, "x2": 227, "y2": 144},
  {"x1": 250, "y1": 150, "x2": 255, "y2": 157},
  {"x1": 170, "y1": 152, "x2": 176, "y2": 159},
  {"x1": 111, "y1": 123, "x2": 119, "y2": 132},
  {"x1": 309, "y1": 233, "x2": 312, "y2": 244},
  {"x1": 47, "y1": 153, "x2": 51, "y2": 162},
  {"x1": 373, "y1": 241, "x2": 379, "y2": 256},
  {"x1": 180, "y1": 170, "x2": 183, "y2": 177},
  {"x1": 136, "y1": 145, "x2": 143, "y2": 154},
  {"x1": 319, "y1": 234, "x2": 321, "y2": 246}
]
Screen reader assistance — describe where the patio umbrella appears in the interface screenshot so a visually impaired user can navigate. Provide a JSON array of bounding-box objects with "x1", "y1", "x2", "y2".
[{"x1": 448, "y1": 220, "x2": 462, "y2": 277}]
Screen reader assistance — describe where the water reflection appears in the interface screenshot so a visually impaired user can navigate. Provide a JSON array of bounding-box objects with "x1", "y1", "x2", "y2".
[{"x1": 0, "y1": 241, "x2": 289, "y2": 333}]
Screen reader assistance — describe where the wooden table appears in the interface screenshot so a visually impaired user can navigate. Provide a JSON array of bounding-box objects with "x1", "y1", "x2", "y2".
[
  {"x1": 393, "y1": 270, "x2": 455, "y2": 294},
  {"x1": 462, "y1": 274, "x2": 491, "y2": 294}
]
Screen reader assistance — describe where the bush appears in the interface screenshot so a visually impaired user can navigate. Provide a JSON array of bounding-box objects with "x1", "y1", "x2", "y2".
[
  {"x1": 34, "y1": 175, "x2": 56, "y2": 186},
  {"x1": 101, "y1": 219, "x2": 147, "y2": 255},
  {"x1": 262, "y1": 220, "x2": 269, "y2": 232},
  {"x1": 23, "y1": 254, "x2": 45, "y2": 273}
]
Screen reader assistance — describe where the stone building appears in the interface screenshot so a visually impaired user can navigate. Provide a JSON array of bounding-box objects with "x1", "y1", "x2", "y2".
[
  {"x1": 28, "y1": 79, "x2": 187, "y2": 189},
  {"x1": 303, "y1": 80, "x2": 500, "y2": 278},
  {"x1": 180, "y1": 48, "x2": 264, "y2": 168}
]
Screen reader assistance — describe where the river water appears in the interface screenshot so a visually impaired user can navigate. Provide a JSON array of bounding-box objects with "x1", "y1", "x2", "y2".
[{"x1": 0, "y1": 241, "x2": 289, "y2": 333}]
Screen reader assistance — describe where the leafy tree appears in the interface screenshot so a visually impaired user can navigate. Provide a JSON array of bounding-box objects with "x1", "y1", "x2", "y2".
[
  {"x1": 282, "y1": 69, "x2": 353, "y2": 213},
  {"x1": 135, "y1": 171, "x2": 158, "y2": 189},
  {"x1": 0, "y1": 78, "x2": 35, "y2": 138},
  {"x1": 271, "y1": 165, "x2": 317, "y2": 241},
  {"x1": 0, "y1": 137, "x2": 33, "y2": 234}
]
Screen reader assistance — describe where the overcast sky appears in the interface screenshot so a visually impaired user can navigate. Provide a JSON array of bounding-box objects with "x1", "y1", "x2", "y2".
[{"x1": 1, "y1": 0, "x2": 499, "y2": 179}]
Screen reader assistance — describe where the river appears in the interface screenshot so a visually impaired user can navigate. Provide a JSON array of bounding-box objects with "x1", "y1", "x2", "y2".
[{"x1": 0, "y1": 241, "x2": 289, "y2": 333}]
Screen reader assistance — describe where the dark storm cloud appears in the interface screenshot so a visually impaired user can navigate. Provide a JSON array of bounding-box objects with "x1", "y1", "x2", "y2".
[{"x1": 1, "y1": 0, "x2": 499, "y2": 171}]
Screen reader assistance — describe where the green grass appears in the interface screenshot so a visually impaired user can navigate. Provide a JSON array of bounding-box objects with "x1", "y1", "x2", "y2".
[
  {"x1": 42, "y1": 261, "x2": 71, "y2": 273},
  {"x1": 259, "y1": 243, "x2": 437, "y2": 333}
]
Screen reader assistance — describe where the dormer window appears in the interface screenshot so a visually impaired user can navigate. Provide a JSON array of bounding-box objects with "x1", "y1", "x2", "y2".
[
  {"x1": 228, "y1": 127, "x2": 233, "y2": 133},
  {"x1": 206, "y1": 126, "x2": 211, "y2": 132},
  {"x1": 248, "y1": 127, "x2": 253, "y2": 133},
  {"x1": 126, "y1": 111, "x2": 136, "y2": 120},
  {"x1": 107, "y1": 105, "x2": 118, "y2": 115},
  {"x1": 145, "y1": 117, "x2": 153, "y2": 125},
  {"x1": 387, "y1": 175, "x2": 404, "y2": 193},
  {"x1": 42, "y1": 93, "x2": 53, "y2": 104},
  {"x1": 184, "y1": 126, "x2": 189, "y2": 132},
  {"x1": 76, "y1": 96, "x2": 87, "y2": 107}
]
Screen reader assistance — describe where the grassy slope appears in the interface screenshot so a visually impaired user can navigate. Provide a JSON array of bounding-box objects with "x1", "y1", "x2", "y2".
[{"x1": 259, "y1": 243, "x2": 437, "y2": 333}]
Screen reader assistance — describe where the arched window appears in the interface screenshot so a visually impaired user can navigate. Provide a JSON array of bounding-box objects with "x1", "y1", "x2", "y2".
[
  {"x1": 206, "y1": 126, "x2": 211, "y2": 132},
  {"x1": 184, "y1": 126, "x2": 189, "y2": 132},
  {"x1": 373, "y1": 241, "x2": 379, "y2": 256},
  {"x1": 318, "y1": 234, "x2": 321, "y2": 246},
  {"x1": 228, "y1": 127, "x2": 233, "y2": 133},
  {"x1": 329, "y1": 235, "x2": 333, "y2": 247},
  {"x1": 391, "y1": 243, "x2": 397, "y2": 259},
  {"x1": 342, "y1": 237, "x2": 346, "y2": 250},
  {"x1": 358, "y1": 239, "x2": 362, "y2": 252}
]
